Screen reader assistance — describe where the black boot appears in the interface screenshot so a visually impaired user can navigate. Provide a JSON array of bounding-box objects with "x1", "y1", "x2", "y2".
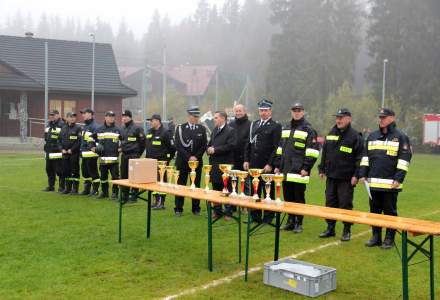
[
  {"x1": 156, "y1": 195, "x2": 166, "y2": 209},
  {"x1": 341, "y1": 224, "x2": 351, "y2": 242},
  {"x1": 58, "y1": 178, "x2": 65, "y2": 193},
  {"x1": 43, "y1": 186, "x2": 55, "y2": 192},
  {"x1": 80, "y1": 182, "x2": 91, "y2": 195},
  {"x1": 319, "y1": 223, "x2": 336, "y2": 238},
  {"x1": 62, "y1": 181, "x2": 72, "y2": 194},
  {"x1": 282, "y1": 216, "x2": 296, "y2": 231},
  {"x1": 365, "y1": 227, "x2": 382, "y2": 247},
  {"x1": 381, "y1": 229, "x2": 395, "y2": 250},
  {"x1": 97, "y1": 183, "x2": 109, "y2": 199},
  {"x1": 89, "y1": 182, "x2": 99, "y2": 196},
  {"x1": 293, "y1": 221, "x2": 303, "y2": 234},
  {"x1": 152, "y1": 194, "x2": 161, "y2": 209},
  {"x1": 70, "y1": 181, "x2": 79, "y2": 194}
]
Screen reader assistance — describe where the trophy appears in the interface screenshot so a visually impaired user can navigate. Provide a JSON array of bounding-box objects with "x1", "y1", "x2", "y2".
[
  {"x1": 165, "y1": 166, "x2": 175, "y2": 186},
  {"x1": 236, "y1": 171, "x2": 249, "y2": 198},
  {"x1": 188, "y1": 160, "x2": 199, "y2": 190},
  {"x1": 219, "y1": 164, "x2": 233, "y2": 195},
  {"x1": 248, "y1": 168, "x2": 263, "y2": 201},
  {"x1": 230, "y1": 170, "x2": 239, "y2": 197},
  {"x1": 273, "y1": 173, "x2": 284, "y2": 205},
  {"x1": 203, "y1": 165, "x2": 212, "y2": 193},
  {"x1": 174, "y1": 170, "x2": 180, "y2": 189},
  {"x1": 261, "y1": 174, "x2": 274, "y2": 203},
  {"x1": 157, "y1": 160, "x2": 167, "y2": 185}
]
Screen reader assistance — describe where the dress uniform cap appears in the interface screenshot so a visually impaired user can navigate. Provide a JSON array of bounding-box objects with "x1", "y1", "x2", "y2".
[
  {"x1": 66, "y1": 112, "x2": 77, "y2": 117},
  {"x1": 378, "y1": 108, "x2": 395, "y2": 117},
  {"x1": 105, "y1": 111, "x2": 116, "y2": 117},
  {"x1": 147, "y1": 114, "x2": 161, "y2": 121},
  {"x1": 187, "y1": 106, "x2": 201, "y2": 117},
  {"x1": 258, "y1": 98, "x2": 273, "y2": 110},
  {"x1": 49, "y1": 110, "x2": 59, "y2": 115},
  {"x1": 334, "y1": 108, "x2": 351, "y2": 117},
  {"x1": 80, "y1": 108, "x2": 94, "y2": 114},
  {"x1": 291, "y1": 103, "x2": 304, "y2": 110},
  {"x1": 121, "y1": 110, "x2": 132, "y2": 117}
]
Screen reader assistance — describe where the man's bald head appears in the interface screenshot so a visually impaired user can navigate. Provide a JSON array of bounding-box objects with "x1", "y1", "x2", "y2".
[{"x1": 234, "y1": 104, "x2": 246, "y2": 119}]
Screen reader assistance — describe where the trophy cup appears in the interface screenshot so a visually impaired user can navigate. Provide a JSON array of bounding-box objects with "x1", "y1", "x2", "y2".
[
  {"x1": 203, "y1": 165, "x2": 212, "y2": 193},
  {"x1": 273, "y1": 173, "x2": 284, "y2": 205},
  {"x1": 219, "y1": 164, "x2": 233, "y2": 196},
  {"x1": 174, "y1": 170, "x2": 180, "y2": 189},
  {"x1": 261, "y1": 174, "x2": 274, "y2": 203},
  {"x1": 248, "y1": 168, "x2": 263, "y2": 201},
  {"x1": 165, "y1": 166, "x2": 175, "y2": 187},
  {"x1": 237, "y1": 171, "x2": 248, "y2": 198},
  {"x1": 230, "y1": 170, "x2": 239, "y2": 197},
  {"x1": 157, "y1": 160, "x2": 167, "y2": 185},
  {"x1": 188, "y1": 160, "x2": 199, "y2": 190}
]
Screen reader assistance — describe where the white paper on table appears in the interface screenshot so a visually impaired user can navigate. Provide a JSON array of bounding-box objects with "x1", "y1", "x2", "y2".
[{"x1": 364, "y1": 180, "x2": 372, "y2": 200}]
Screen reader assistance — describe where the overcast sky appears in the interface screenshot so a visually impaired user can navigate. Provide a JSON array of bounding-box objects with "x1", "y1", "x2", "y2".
[{"x1": 0, "y1": 0, "x2": 229, "y2": 38}]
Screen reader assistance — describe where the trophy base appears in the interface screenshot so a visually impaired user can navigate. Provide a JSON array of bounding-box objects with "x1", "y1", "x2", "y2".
[
  {"x1": 264, "y1": 197, "x2": 272, "y2": 204},
  {"x1": 221, "y1": 190, "x2": 230, "y2": 197},
  {"x1": 230, "y1": 191, "x2": 238, "y2": 197},
  {"x1": 275, "y1": 199, "x2": 283, "y2": 206},
  {"x1": 190, "y1": 184, "x2": 196, "y2": 191}
]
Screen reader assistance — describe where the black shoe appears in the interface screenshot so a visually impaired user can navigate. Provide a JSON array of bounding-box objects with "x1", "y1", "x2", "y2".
[
  {"x1": 193, "y1": 211, "x2": 201, "y2": 216},
  {"x1": 89, "y1": 189, "x2": 99, "y2": 196},
  {"x1": 111, "y1": 192, "x2": 118, "y2": 200},
  {"x1": 365, "y1": 235, "x2": 382, "y2": 247},
  {"x1": 319, "y1": 227, "x2": 336, "y2": 238},
  {"x1": 282, "y1": 222, "x2": 295, "y2": 231},
  {"x1": 89, "y1": 182, "x2": 99, "y2": 196},
  {"x1": 43, "y1": 186, "x2": 55, "y2": 192},
  {"x1": 293, "y1": 224, "x2": 303, "y2": 234},
  {"x1": 341, "y1": 231, "x2": 351, "y2": 242},
  {"x1": 380, "y1": 238, "x2": 395, "y2": 249},
  {"x1": 58, "y1": 188, "x2": 65, "y2": 194},
  {"x1": 80, "y1": 185, "x2": 91, "y2": 195},
  {"x1": 97, "y1": 193, "x2": 108, "y2": 199},
  {"x1": 175, "y1": 211, "x2": 183, "y2": 217}
]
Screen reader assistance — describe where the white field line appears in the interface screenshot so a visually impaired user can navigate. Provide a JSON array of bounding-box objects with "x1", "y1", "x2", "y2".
[{"x1": 161, "y1": 210, "x2": 440, "y2": 300}]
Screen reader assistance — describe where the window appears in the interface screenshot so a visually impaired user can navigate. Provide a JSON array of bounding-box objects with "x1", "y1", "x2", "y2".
[
  {"x1": 49, "y1": 100, "x2": 62, "y2": 114},
  {"x1": 63, "y1": 101, "x2": 76, "y2": 117},
  {"x1": 49, "y1": 100, "x2": 76, "y2": 117}
]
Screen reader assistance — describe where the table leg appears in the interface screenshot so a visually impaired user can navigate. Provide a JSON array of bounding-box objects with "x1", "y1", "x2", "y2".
[
  {"x1": 238, "y1": 207, "x2": 242, "y2": 264},
  {"x1": 207, "y1": 201, "x2": 213, "y2": 272},
  {"x1": 402, "y1": 231, "x2": 409, "y2": 300},
  {"x1": 118, "y1": 192, "x2": 123, "y2": 243},
  {"x1": 430, "y1": 235, "x2": 435, "y2": 300},
  {"x1": 244, "y1": 211, "x2": 251, "y2": 281},
  {"x1": 146, "y1": 191, "x2": 151, "y2": 239},
  {"x1": 274, "y1": 212, "x2": 280, "y2": 261}
]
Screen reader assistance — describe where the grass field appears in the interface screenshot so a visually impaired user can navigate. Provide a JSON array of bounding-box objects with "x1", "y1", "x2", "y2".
[{"x1": 0, "y1": 152, "x2": 439, "y2": 299}]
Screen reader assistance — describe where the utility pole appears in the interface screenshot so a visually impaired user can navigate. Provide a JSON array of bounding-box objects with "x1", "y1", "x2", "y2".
[
  {"x1": 162, "y1": 45, "x2": 167, "y2": 121},
  {"x1": 90, "y1": 33, "x2": 96, "y2": 110},
  {"x1": 44, "y1": 42, "x2": 48, "y2": 126},
  {"x1": 215, "y1": 68, "x2": 219, "y2": 111},
  {"x1": 381, "y1": 58, "x2": 388, "y2": 108}
]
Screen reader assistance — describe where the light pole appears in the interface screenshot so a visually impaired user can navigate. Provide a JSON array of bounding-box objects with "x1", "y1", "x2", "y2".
[
  {"x1": 90, "y1": 33, "x2": 96, "y2": 110},
  {"x1": 381, "y1": 58, "x2": 388, "y2": 108},
  {"x1": 162, "y1": 45, "x2": 167, "y2": 121}
]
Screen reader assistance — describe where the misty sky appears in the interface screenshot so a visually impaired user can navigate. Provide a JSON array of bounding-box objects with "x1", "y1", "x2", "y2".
[{"x1": 0, "y1": 0, "x2": 229, "y2": 38}]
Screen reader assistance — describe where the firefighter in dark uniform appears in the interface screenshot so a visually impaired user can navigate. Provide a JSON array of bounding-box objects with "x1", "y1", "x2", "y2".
[
  {"x1": 59, "y1": 112, "x2": 82, "y2": 194},
  {"x1": 174, "y1": 106, "x2": 207, "y2": 216},
  {"x1": 274, "y1": 103, "x2": 319, "y2": 233},
  {"x1": 359, "y1": 108, "x2": 412, "y2": 249},
  {"x1": 89, "y1": 111, "x2": 121, "y2": 199},
  {"x1": 145, "y1": 114, "x2": 176, "y2": 209},
  {"x1": 318, "y1": 108, "x2": 364, "y2": 241},
  {"x1": 244, "y1": 99, "x2": 282, "y2": 223},
  {"x1": 120, "y1": 110, "x2": 146, "y2": 203},
  {"x1": 79, "y1": 108, "x2": 100, "y2": 196},
  {"x1": 43, "y1": 110, "x2": 64, "y2": 192}
]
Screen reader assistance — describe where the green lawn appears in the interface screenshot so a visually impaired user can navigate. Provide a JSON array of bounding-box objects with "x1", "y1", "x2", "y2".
[{"x1": 0, "y1": 152, "x2": 439, "y2": 299}]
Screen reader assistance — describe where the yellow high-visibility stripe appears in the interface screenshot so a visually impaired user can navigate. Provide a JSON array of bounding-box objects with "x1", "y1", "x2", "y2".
[
  {"x1": 152, "y1": 141, "x2": 162, "y2": 146},
  {"x1": 326, "y1": 135, "x2": 339, "y2": 141},
  {"x1": 281, "y1": 130, "x2": 291, "y2": 138},
  {"x1": 396, "y1": 159, "x2": 409, "y2": 171},
  {"x1": 340, "y1": 146, "x2": 352, "y2": 153},
  {"x1": 286, "y1": 173, "x2": 310, "y2": 184},
  {"x1": 293, "y1": 130, "x2": 308, "y2": 140},
  {"x1": 276, "y1": 147, "x2": 282, "y2": 155},
  {"x1": 368, "y1": 178, "x2": 402, "y2": 189},
  {"x1": 127, "y1": 137, "x2": 137, "y2": 142},
  {"x1": 360, "y1": 156, "x2": 369, "y2": 166},
  {"x1": 294, "y1": 142, "x2": 305, "y2": 148},
  {"x1": 305, "y1": 148, "x2": 319, "y2": 158}
]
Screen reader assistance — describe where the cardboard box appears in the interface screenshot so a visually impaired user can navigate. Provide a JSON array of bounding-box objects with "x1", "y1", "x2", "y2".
[{"x1": 128, "y1": 158, "x2": 158, "y2": 184}]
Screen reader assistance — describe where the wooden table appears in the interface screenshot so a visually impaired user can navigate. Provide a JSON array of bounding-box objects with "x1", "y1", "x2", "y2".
[{"x1": 112, "y1": 179, "x2": 440, "y2": 300}]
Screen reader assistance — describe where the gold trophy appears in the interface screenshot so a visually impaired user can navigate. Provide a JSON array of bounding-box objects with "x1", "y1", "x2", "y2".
[
  {"x1": 188, "y1": 160, "x2": 199, "y2": 190},
  {"x1": 261, "y1": 174, "x2": 274, "y2": 203},
  {"x1": 248, "y1": 168, "x2": 263, "y2": 201},
  {"x1": 237, "y1": 171, "x2": 249, "y2": 198},
  {"x1": 230, "y1": 170, "x2": 239, "y2": 197},
  {"x1": 174, "y1": 170, "x2": 180, "y2": 189},
  {"x1": 203, "y1": 164, "x2": 212, "y2": 193},
  {"x1": 273, "y1": 173, "x2": 284, "y2": 205},
  {"x1": 219, "y1": 164, "x2": 233, "y2": 196},
  {"x1": 165, "y1": 166, "x2": 175, "y2": 186},
  {"x1": 157, "y1": 160, "x2": 167, "y2": 185}
]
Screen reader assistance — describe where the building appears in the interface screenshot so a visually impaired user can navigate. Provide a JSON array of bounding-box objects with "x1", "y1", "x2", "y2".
[{"x1": 0, "y1": 34, "x2": 137, "y2": 139}]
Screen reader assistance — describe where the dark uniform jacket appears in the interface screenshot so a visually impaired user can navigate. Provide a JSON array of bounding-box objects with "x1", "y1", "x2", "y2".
[
  {"x1": 89, "y1": 122, "x2": 121, "y2": 161},
  {"x1": 174, "y1": 122, "x2": 207, "y2": 169},
  {"x1": 244, "y1": 118, "x2": 282, "y2": 168},
  {"x1": 274, "y1": 118, "x2": 319, "y2": 184},
  {"x1": 229, "y1": 115, "x2": 251, "y2": 170},
  {"x1": 145, "y1": 125, "x2": 176, "y2": 162},
  {"x1": 359, "y1": 122, "x2": 412, "y2": 192},
  {"x1": 80, "y1": 118, "x2": 99, "y2": 153},
  {"x1": 44, "y1": 119, "x2": 64, "y2": 154},
  {"x1": 207, "y1": 124, "x2": 237, "y2": 183},
  {"x1": 60, "y1": 122, "x2": 82, "y2": 154},
  {"x1": 120, "y1": 120, "x2": 145, "y2": 156},
  {"x1": 318, "y1": 124, "x2": 363, "y2": 180}
]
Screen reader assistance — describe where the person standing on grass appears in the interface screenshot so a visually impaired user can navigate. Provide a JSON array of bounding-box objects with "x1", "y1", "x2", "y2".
[
  {"x1": 79, "y1": 108, "x2": 100, "y2": 196},
  {"x1": 174, "y1": 106, "x2": 207, "y2": 217},
  {"x1": 359, "y1": 108, "x2": 412, "y2": 249},
  {"x1": 119, "y1": 110, "x2": 146, "y2": 204},
  {"x1": 89, "y1": 111, "x2": 121, "y2": 200},
  {"x1": 43, "y1": 110, "x2": 64, "y2": 192},
  {"x1": 244, "y1": 98, "x2": 282, "y2": 224},
  {"x1": 318, "y1": 108, "x2": 364, "y2": 242},
  {"x1": 274, "y1": 103, "x2": 319, "y2": 233},
  {"x1": 207, "y1": 111, "x2": 237, "y2": 220},
  {"x1": 59, "y1": 112, "x2": 82, "y2": 195},
  {"x1": 145, "y1": 114, "x2": 176, "y2": 210}
]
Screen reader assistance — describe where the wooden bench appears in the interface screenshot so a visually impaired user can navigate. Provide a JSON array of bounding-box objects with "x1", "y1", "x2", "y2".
[{"x1": 112, "y1": 179, "x2": 440, "y2": 300}]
